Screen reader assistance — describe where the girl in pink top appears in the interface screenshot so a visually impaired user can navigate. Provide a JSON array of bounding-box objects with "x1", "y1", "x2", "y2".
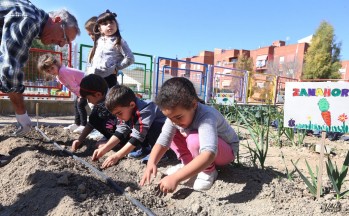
[{"x1": 38, "y1": 53, "x2": 87, "y2": 132}]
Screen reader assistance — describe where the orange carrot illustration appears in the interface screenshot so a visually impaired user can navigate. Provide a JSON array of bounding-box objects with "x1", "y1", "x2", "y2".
[{"x1": 321, "y1": 111, "x2": 331, "y2": 127}]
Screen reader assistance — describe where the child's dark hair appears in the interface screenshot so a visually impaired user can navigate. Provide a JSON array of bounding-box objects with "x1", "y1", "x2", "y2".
[
  {"x1": 156, "y1": 77, "x2": 201, "y2": 110},
  {"x1": 89, "y1": 10, "x2": 122, "y2": 62},
  {"x1": 105, "y1": 85, "x2": 136, "y2": 111},
  {"x1": 80, "y1": 74, "x2": 108, "y2": 98}
]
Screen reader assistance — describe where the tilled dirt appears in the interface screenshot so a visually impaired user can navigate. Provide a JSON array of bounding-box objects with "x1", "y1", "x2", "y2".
[{"x1": 1, "y1": 119, "x2": 349, "y2": 216}]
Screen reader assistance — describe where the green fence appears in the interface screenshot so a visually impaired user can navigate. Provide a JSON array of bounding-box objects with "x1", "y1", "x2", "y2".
[{"x1": 79, "y1": 44, "x2": 153, "y2": 99}]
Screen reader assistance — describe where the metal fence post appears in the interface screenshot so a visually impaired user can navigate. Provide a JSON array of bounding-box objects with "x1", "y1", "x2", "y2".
[
  {"x1": 205, "y1": 64, "x2": 213, "y2": 104},
  {"x1": 244, "y1": 71, "x2": 250, "y2": 104},
  {"x1": 151, "y1": 56, "x2": 158, "y2": 101}
]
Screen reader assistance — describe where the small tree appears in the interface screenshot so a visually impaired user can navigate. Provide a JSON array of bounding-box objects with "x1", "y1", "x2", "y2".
[
  {"x1": 236, "y1": 53, "x2": 254, "y2": 72},
  {"x1": 236, "y1": 54, "x2": 255, "y2": 98},
  {"x1": 303, "y1": 21, "x2": 342, "y2": 79},
  {"x1": 267, "y1": 59, "x2": 299, "y2": 78}
]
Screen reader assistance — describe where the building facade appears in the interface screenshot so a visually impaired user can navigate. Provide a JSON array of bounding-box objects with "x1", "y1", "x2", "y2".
[{"x1": 160, "y1": 39, "x2": 347, "y2": 80}]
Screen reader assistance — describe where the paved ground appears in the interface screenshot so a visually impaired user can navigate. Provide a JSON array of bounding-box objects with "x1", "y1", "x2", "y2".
[{"x1": 0, "y1": 115, "x2": 75, "y2": 127}]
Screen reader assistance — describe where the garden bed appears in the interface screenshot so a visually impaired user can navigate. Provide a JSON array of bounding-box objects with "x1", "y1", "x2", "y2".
[{"x1": 0, "y1": 116, "x2": 349, "y2": 216}]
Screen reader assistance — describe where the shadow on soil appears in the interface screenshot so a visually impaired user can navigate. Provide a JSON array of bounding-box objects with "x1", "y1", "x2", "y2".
[{"x1": 216, "y1": 164, "x2": 282, "y2": 203}]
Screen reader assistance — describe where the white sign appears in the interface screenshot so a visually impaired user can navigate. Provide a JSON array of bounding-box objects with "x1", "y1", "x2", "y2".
[
  {"x1": 284, "y1": 82, "x2": 349, "y2": 133},
  {"x1": 215, "y1": 93, "x2": 235, "y2": 105}
]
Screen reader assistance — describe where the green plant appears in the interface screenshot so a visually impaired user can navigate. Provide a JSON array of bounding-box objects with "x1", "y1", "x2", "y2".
[
  {"x1": 296, "y1": 129, "x2": 307, "y2": 146},
  {"x1": 214, "y1": 103, "x2": 237, "y2": 123},
  {"x1": 284, "y1": 127, "x2": 295, "y2": 146},
  {"x1": 285, "y1": 128, "x2": 306, "y2": 147},
  {"x1": 242, "y1": 140, "x2": 258, "y2": 167},
  {"x1": 292, "y1": 159, "x2": 322, "y2": 198},
  {"x1": 281, "y1": 151, "x2": 299, "y2": 181},
  {"x1": 270, "y1": 109, "x2": 285, "y2": 147},
  {"x1": 326, "y1": 151, "x2": 349, "y2": 200},
  {"x1": 237, "y1": 104, "x2": 271, "y2": 169}
]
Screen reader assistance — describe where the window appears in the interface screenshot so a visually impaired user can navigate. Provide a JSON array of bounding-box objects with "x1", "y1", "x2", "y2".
[
  {"x1": 217, "y1": 61, "x2": 221, "y2": 66},
  {"x1": 256, "y1": 55, "x2": 268, "y2": 67},
  {"x1": 180, "y1": 64, "x2": 186, "y2": 69},
  {"x1": 195, "y1": 65, "x2": 201, "y2": 70},
  {"x1": 229, "y1": 57, "x2": 238, "y2": 63},
  {"x1": 222, "y1": 60, "x2": 226, "y2": 66}
]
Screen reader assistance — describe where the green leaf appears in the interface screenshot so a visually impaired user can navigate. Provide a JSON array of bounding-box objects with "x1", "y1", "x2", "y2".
[
  {"x1": 326, "y1": 162, "x2": 340, "y2": 195},
  {"x1": 343, "y1": 151, "x2": 349, "y2": 166},
  {"x1": 305, "y1": 159, "x2": 317, "y2": 187},
  {"x1": 289, "y1": 158, "x2": 300, "y2": 177},
  {"x1": 339, "y1": 189, "x2": 349, "y2": 199},
  {"x1": 292, "y1": 160, "x2": 317, "y2": 196}
]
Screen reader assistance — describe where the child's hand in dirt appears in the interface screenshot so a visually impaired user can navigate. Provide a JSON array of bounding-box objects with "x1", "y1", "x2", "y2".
[
  {"x1": 140, "y1": 164, "x2": 158, "y2": 186},
  {"x1": 71, "y1": 140, "x2": 81, "y2": 152},
  {"x1": 92, "y1": 148, "x2": 107, "y2": 161},
  {"x1": 158, "y1": 175, "x2": 179, "y2": 194},
  {"x1": 101, "y1": 154, "x2": 120, "y2": 169}
]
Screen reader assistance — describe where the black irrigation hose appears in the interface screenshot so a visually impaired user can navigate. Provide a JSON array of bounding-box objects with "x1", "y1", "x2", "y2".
[{"x1": 35, "y1": 126, "x2": 156, "y2": 216}]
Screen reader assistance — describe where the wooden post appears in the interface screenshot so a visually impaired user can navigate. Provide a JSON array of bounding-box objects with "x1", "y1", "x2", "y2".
[
  {"x1": 36, "y1": 102, "x2": 39, "y2": 128},
  {"x1": 316, "y1": 131, "x2": 326, "y2": 199}
]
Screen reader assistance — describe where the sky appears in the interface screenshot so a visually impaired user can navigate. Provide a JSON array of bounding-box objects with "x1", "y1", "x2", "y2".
[{"x1": 31, "y1": 0, "x2": 349, "y2": 60}]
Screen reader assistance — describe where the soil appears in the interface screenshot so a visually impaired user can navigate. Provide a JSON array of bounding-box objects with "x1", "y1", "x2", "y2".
[{"x1": 1, "y1": 115, "x2": 349, "y2": 216}]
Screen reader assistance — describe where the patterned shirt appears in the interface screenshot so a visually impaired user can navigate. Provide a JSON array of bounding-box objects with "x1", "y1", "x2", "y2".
[
  {"x1": 0, "y1": 0, "x2": 48, "y2": 93},
  {"x1": 88, "y1": 100, "x2": 119, "y2": 139},
  {"x1": 114, "y1": 98, "x2": 166, "y2": 147}
]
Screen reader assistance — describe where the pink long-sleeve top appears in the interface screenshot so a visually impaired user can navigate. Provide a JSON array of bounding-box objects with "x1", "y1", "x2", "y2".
[{"x1": 56, "y1": 66, "x2": 85, "y2": 97}]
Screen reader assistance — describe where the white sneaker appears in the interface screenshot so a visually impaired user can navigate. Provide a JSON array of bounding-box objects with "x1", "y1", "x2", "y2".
[
  {"x1": 87, "y1": 130, "x2": 105, "y2": 140},
  {"x1": 164, "y1": 163, "x2": 184, "y2": 176},
  {"x1": 63, "y1": 124, "x2": 78, "y2": 131},
  {"x1": 193, "y1": 169, "x2": 218, "y2": 191},
  {"x1": 73, "y1": 126, "x2": 85, "y2": 134}
]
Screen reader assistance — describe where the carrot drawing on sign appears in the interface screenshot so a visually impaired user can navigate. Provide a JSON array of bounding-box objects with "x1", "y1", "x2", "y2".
[{"x1": 318, "y1": 98, "x2": 331, "y2": 127}]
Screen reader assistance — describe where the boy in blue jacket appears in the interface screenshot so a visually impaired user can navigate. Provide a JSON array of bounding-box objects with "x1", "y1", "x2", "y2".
[{"x1": 92, "y1": 85, "x2": 167, "y2": 168}]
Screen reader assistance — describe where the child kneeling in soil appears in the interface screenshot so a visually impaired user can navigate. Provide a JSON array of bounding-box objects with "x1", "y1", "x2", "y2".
[
  {"x1": 140, "y1": 77, "x2": 239, "y2": 192},
  {"x1": 91, "y1": 84, "x2": 167, "y2": 169},
  {"x1": 71, "y1": 74, "x2": 121, "y2": 152}
]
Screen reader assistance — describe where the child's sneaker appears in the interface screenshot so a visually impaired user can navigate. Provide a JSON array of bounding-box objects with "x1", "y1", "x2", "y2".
[
  {"x1": 140, "y1": 154, "x2": 168, "y2": 164},
  {"x1": 87, "y1": 129, "x2": 105, "y2": 140},
  {"x1": 63, "y1": 123, "x2": 78, "y2": 131},
  {"x1": 164, "y1": 163, "x2": 184, "y2": 176},
  {"x1": 193, "y1": 169, "x2": 218, "y2": 191},
  {"x1": 73, "y1": 125, "x2": 85, "y2": 134},
  {"x1": 128, "y1": 146, "x2": 151, "y2": 158}
]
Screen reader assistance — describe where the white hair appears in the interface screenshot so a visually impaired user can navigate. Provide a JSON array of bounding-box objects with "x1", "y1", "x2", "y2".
[{"x1": 48, "y1": 9, "x2": 80, "y2": 35}]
